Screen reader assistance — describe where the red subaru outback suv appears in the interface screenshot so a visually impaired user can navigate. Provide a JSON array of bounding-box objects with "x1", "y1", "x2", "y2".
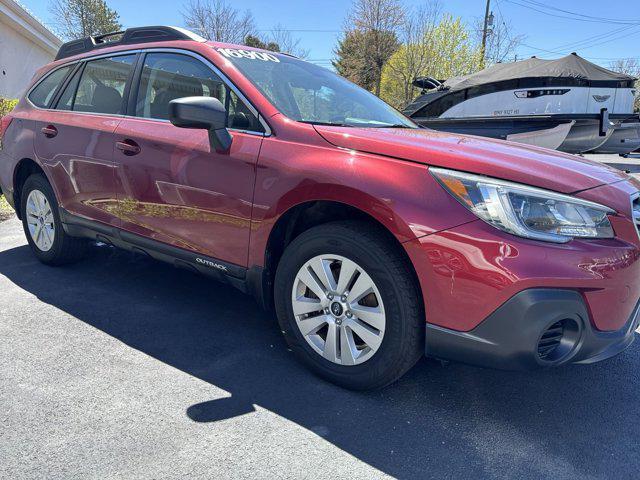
[{"x1": 1, "y1": 26, "x2": 639, "y2": 389}]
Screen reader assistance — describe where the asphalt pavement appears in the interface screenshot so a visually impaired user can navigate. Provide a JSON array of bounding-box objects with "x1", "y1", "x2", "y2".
[{"x1": 1, "y1": 210, "x2": 640, "y2": 479}]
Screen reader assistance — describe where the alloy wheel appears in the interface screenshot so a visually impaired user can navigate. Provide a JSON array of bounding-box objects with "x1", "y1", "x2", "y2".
[
  {"x1": 291, "y1": 254, "x2": 386, "y2": 365},
  {"x1": 26, "y1": 189, "x2": 55, "y2": 252}
]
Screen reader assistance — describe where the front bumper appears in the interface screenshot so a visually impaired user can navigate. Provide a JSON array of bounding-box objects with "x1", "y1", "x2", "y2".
[{"x1": 426, "y1": 288, "x2": 639, "y2": 370}]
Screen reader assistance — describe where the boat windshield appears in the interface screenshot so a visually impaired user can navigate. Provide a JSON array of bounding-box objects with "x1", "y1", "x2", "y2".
[{"x1": 216, "y1": 47, "x2": 417, "y2": 128}]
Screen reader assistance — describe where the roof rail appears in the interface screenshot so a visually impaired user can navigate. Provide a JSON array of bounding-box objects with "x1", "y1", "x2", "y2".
[{"x1": 54, "y1": 26, "x2": 206, "y2": 61}]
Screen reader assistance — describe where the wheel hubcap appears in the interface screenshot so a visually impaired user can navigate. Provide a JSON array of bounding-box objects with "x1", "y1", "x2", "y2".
[
  {"x1": 26, "y1": 190, "x2": 55, "y2": 252},
  {"x1": 291, "y1": 254, "x2": 386, "y2": 366}
]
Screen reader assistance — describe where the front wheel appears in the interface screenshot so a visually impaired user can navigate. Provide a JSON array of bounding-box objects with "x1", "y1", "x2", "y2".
[{"x1": 274, "y1": 221, "x2": 424, "y2": 390}]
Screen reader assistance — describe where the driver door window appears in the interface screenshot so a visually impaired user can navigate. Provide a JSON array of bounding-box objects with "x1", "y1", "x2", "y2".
[{"x1": 135, "y1": 52, "x2": 263, "y2": 132}]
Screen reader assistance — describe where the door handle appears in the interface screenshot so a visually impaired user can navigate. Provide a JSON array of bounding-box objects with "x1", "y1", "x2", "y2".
[
  {"x1": 41, "y1": 125, "x2": 58, "y2": 138},
  {"x1": 116, "y1": 139, "x2": 141, "y2": 156}
]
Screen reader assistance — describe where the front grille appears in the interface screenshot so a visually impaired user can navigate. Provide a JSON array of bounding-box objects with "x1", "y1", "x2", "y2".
[
  {"x1": 537, "y1": 321, "x2": 564, "y2": 360},
  {"x1": 632, "y1": 193, "x2": 640, "y2": 238}
]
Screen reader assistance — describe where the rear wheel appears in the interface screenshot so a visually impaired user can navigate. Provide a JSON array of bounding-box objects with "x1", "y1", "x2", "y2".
[
  {"x1": 20, "y1": 174, "x2": 86, "y2": 265},
  {"x1": 274, "y1": 221, "x2": 424, "y2": 390}
]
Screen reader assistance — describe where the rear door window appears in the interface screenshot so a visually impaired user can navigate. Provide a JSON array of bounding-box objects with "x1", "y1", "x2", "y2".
[
  {"x1": 28, "y1": 65, "x2": 73, "y2": 108},
  {"x1": 72, "y1": 55, "x2": 136, "y2": 115}
]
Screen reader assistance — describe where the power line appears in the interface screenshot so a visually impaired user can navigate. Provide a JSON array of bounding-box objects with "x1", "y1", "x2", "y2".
[
  {"x1": 516, "y1": 0, "x2": 640, "y2": 24},
  {"x1": 519, "y1": 43, "x2": 566, "y2": 57},
  {"x1": 519, "y1": 41, "x2": 640, "y2": 62},
  {"x1": 520, "y1": 27, "x2": 640, "y2": 58},
  {"x1": 583, "y1": 55, "x2": 640, "y2": 61},
  {"x1": 255, "y1": 29, "x2": 341, "y2": 33},
  {"x1": 504, "y1": 0, "x2": 640, "y2": 25},
  {"x1": 495, "y1": 0, "x2": 640, "y2": 64},
  {"x1": 551, "y1": 24, "x2": 640, "y2": 52}
]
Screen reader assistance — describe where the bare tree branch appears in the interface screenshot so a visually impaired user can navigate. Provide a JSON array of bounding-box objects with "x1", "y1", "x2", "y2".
[
  {"x1": 385, "y1": 1, "x2": 442, "y2": 105},
  {"x1": 609, "y1": 58, "x2": 640, "y2": 77},
  {"x1": 609, "y1": 58, "x2": 640, "y2": 112},
  {"x1": 267, "y1": 24, "x2": 309, "y2": 58},
  {"x1": 474, "y1": 10, "x2": 525, "y2": 64},
  {"x1": 182, "y1": 0, "x2": 257, "y2": 44}
]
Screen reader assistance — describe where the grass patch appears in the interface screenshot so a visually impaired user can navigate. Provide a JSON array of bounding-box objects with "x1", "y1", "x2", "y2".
[
  {"x1": 1, "y1": 97, "x2": 18, "y2": 222},
  {"x1": 0, "y1": 98, "x2": 18, "y2": 117},
  {"x1": 0, "y1": 194, "x2": 15, "y2": 221}
]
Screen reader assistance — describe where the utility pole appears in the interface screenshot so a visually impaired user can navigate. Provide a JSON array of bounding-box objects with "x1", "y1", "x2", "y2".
[{"x1": 480, "y1": 0, "x2": 491, "y2": 69}]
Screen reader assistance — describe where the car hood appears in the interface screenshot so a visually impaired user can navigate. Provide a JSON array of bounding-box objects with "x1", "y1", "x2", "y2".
[{"x1": 313, "y1": 126, "x2": 628, "y2": 194}]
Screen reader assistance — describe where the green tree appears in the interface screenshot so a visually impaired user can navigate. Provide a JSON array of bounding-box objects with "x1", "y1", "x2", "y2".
[
  {"x1": 50, "y1": 0, "x2": 121, "y2": 40},
  {"x1": 243, "y1": 35, "x2": 280, "y2": 52},
  {"x1": 0, "y1": 97, "x2": 17, "y2": 220},
  {"x1": 334, "y1": 0, "x2": 404, "y2": 95},
  {"x1": 333, "y1": 29, "x2": 397, "y2": 92},
  {"x1": 380, "y1": 15, "x2": 481, "y2": 109},
  {"x1": 0, "y1": 98, "x2": 18, "y2": 118}
]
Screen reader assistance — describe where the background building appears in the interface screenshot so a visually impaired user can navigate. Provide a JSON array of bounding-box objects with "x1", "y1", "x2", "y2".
[{"x1": 0, "y1": 0, "x2": 61, "y2": 98}]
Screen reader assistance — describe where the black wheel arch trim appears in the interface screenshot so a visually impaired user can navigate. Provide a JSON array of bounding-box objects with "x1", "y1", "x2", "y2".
[{"x1": 11, "y1": 159, "x2": 55, "y2": 220}]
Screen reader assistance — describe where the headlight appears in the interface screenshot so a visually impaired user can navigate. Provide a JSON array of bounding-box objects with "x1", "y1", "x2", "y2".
[{"x1": 431, "y1": 167, "x2": 615, "y2": 243}]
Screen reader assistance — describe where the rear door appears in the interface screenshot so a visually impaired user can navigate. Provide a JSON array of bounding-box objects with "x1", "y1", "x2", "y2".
[
  {"x1": 111, "y1": 50, "x2": 266, "y2": 267},
  {"x1": 32, "y1": 53, "x2": 137, "y2": 226}
]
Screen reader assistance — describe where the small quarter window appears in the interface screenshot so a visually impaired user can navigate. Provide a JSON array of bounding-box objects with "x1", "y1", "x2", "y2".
[{"x1": 28, "y1": 66, "x2": 73, "y2": 108}]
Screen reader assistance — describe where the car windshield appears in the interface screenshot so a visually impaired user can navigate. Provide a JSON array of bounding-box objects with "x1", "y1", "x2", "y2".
[{"x1": 216, "y1": 47, "x2": 417, "y2": 128}]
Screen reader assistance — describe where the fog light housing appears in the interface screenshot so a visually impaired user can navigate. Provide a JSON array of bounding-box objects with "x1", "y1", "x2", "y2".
[{"x1": 537, "y1": 318, "x2": 581, "y2": 364}]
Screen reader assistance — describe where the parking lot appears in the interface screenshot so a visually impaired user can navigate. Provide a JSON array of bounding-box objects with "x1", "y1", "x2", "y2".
[{"x1": 1, "y1": 213, "x2": 640, "y2": 479}]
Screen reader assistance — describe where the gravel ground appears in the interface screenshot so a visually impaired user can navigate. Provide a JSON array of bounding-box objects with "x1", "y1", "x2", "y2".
[{"x1": 1, "y1": 216, "x2": 640, "y2": 480}]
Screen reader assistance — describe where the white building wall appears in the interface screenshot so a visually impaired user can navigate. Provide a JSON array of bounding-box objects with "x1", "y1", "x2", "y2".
[
  {"x1": 0, "y1": 20, "x2": 54, "y2": 97},
  {"x1": 0, "y1": 0, "x2": 62, "y2": 99}
]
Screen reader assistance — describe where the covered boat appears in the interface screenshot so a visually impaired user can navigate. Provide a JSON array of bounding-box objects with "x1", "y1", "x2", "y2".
[{"x1": 404, "y1": 53, "x2": 639, "y2": 154}]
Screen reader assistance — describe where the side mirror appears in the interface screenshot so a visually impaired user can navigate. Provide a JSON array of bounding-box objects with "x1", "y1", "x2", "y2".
[{"x1": 168, "y1": 96, "x2": 233, "y2": 152}]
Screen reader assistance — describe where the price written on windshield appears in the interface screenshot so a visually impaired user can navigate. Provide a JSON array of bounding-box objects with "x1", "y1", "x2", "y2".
[{"x1": 217, "y1": 48, "x2": 280, "y2": 63}]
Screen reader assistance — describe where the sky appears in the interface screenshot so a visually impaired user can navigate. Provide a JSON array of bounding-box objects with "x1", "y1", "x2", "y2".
[{"x1": 17, "y1": 0, "x2": 640, "y2": 70}]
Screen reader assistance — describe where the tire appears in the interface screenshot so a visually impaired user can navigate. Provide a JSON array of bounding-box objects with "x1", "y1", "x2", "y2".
[
  {"x1": 274, "y1": 221, "x2": 424, "y2": 390},
  {"x1": 20, "y1": 173, "x2": 86, "y2": 265}
]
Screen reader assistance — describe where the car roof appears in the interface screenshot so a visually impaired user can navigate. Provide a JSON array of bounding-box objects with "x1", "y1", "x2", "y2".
[{"x1": 53, "y1": 26, "x2": 293, "y2": 65}]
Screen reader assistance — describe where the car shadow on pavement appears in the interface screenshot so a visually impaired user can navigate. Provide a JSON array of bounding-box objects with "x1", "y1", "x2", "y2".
[{"x1": 1, "y1": 243, "x2": 639, "y2": 479}]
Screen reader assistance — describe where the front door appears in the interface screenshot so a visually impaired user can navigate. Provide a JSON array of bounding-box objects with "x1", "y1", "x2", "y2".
[{"x1": 112, "y1": 51, "x2": 265, "y2": 267}]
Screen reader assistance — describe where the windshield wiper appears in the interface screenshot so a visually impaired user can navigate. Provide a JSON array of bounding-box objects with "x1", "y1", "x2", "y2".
[
  {"x1": 299, "y1": 121, "x2": 351, "y2": 127},
  {"x1": 366, "y1": 124, "x2": 413, "y2": 128},
  {"x1": 299, "y1": 120, "x2": 414, "y2": 129}
]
